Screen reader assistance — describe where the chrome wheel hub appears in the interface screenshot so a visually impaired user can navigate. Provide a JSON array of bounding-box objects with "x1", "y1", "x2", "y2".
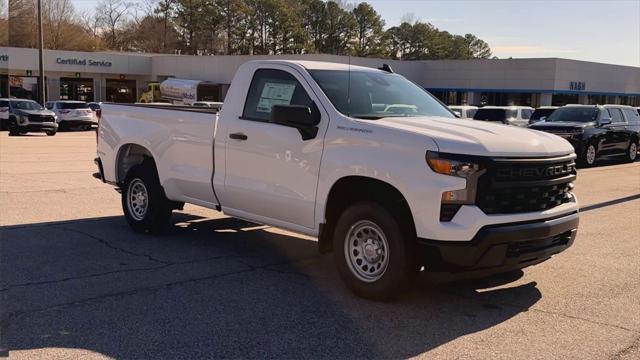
[
  {"x1": 344, "y1": 220, "x2": 389, "y2": 283},
  {"x1": 586, "y1": 145, "x2": 596, "y2": 164},
  {"x1": 630, "y1": 143, "x2": 637, "y2": 160},
  {"x1": 127, "y1": 179, "x2": 149, "y2": 221}
]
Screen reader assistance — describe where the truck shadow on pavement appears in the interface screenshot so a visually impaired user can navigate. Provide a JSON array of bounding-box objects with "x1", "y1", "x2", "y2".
[{"x1": 2, "y1": 213, "x2": 542, "y2": 358}]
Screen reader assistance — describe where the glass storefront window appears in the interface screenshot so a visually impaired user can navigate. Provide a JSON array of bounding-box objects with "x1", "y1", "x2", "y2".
[
  {"x1": 552, "y1": 93, "x2": 579, "y2": 106},
  {"x1": 59, "y1": 78, "x2": 94, "y2": 102}
]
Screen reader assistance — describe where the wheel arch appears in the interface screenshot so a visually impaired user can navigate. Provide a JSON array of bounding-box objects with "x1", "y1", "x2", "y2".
[
  {"x1": 318, "y1": 175, "x2": 416, "y2": 254},
  {"x1": 115, "y1": 143, "x2": 157, "y2": 185}
]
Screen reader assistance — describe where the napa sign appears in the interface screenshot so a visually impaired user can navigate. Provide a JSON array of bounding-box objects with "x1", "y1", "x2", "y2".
[{"x1": 56, "y1": 57, "x2": 113, "y2": 67}]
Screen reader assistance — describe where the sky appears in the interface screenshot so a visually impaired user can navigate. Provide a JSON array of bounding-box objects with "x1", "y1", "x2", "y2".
[{"x1": 72, "y1": 0, "x2": 640, "y2": 67}]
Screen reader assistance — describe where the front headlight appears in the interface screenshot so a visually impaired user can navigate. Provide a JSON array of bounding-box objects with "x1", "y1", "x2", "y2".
[
  {"x1": 426, "y1": 151, "x2": 481, "y2": 178},
  {"x1": 426, "y1": 151, "x2": 486, "y2": 221}
]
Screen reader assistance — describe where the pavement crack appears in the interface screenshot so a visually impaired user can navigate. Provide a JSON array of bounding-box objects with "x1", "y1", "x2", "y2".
[
  {"x1": 2, "y1": 255, "x2": 323, "y2": 324},
  {"x1": 611, "y1": 334, "x2": 640, "y2": 359},
  {"x1": 52, "y1": 224, "x2": 173, "y2": 265},
  {"x1": 0, "y1": 254, "x2": 259, "y2": 292}
]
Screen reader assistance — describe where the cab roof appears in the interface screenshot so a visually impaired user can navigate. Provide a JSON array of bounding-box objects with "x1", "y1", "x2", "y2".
[{"x1": 247, "y1": 59, "x2": 387, "y2": 73}]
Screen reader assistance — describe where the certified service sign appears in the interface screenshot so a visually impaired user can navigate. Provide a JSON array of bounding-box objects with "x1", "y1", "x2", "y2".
[{"x1": 56, "y1": 57, "x2": 113, "y2": 67}]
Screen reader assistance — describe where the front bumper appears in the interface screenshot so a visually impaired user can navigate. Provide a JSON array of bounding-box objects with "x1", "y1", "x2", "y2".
[
  {"x1": 417, "y1": 212, "x2": 578, "y2": 274},
  {"x1": 16, "y1": 123, "x2": 58, "y2": 132}
]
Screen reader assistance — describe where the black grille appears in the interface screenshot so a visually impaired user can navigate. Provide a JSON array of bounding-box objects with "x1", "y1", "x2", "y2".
[
  {"x1": 531, "y1": 126, "x2": 582, "y2": 137},
  {"x1": 28, "y1": 115, "x2": 54, "y2": 123},
  {"x1": 476, "y1": 157, "x2": 576, "y2": 214}
]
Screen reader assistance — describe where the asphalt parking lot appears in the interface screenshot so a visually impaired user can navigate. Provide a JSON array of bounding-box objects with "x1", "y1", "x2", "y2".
[{"x1": 1, "y1": 131, "x2": 639, "y2": 359}]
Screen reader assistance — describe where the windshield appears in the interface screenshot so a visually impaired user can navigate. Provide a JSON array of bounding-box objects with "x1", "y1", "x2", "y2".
[
  {"x1": 473, "y1": 108, "x2": 515, "y2": 122},
  {"x1": 309, "y1": 70, "x2": 454, "y2": 119},
  {"x1": 59, "y1": 102, "x2": 89, "y2": 109},
  {"x1": 11, "y1": 100, "x2": 44, "y2": 110},
  {"x1": 531, "y1": 108, "x2": 556, "y2": 121},
  {"x1": 547, "y1": 107, "x2": 599, "y2": 123}
]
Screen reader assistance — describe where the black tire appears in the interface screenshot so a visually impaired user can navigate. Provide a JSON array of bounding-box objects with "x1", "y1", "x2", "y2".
[
  {"x1": 45, "y1": 130, "x2": 56, "y2": 136},
  {"x1": 121, "y1": 162, "x2": 173, "y2": 234},
  {"x1": 8, "y1": 126, "x2": 19, "y2": 136},
  {"x1": 333, "y1": 202, "x2": 416, "y2": 301},
  {"x1": 578, "y1": 142, "x2": 598, "y2": 167},
  {"x1": 624, "y1": 140, "x2": 638, "y2": 163}
]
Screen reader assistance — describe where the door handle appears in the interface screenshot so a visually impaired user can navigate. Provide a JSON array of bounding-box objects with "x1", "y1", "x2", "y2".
[{"x1": 229, "y1": 132, "x2": 248, "y2": 141}]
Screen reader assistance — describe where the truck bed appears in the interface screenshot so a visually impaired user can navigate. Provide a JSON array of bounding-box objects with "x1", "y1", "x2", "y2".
[{"x1": 98, "y1": 103, "x2": 221, "y2": 208}]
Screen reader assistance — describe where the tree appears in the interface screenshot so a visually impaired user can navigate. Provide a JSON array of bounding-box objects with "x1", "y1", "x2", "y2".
[
  {"x1": 352, "y1": 2, "x2": 385, "y2": 57},
  {"x1": 174, "y1": 0, "x2": 208, "y2": 54},
  {"x1": 465, "y1": 33, "x2": 492, "y2": 59},
  {"x1": 155, "y1": 0, "x2": 176, "y2": 52},
  {"x1": 322, "y1": 1, "x2": 356, "y2": 55},
  {"x1": 301, "y1": 0, "x2": 327, "y2": 53},
  {"x1": 95, "y1": 0, "x2": 135, "y2": 50},
  {"x1": 216, "y1": 0, "x2": 247, "y2": 54},
  {"x1": 0, "y1": 0, "x2": 9, "y2": 46}
]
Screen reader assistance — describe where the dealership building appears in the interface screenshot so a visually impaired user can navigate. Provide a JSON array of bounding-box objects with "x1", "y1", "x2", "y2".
[{"x1": 1, "y1": 46, "x2": 639, "y2": 107}]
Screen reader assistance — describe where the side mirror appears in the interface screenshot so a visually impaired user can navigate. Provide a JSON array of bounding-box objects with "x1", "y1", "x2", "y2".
[
  {"x1": 600, "y1": 117, "x2": 612, "y2": 126},
  {"x1": 271, "y1": 103, "x2": 320, "y2": 140}
]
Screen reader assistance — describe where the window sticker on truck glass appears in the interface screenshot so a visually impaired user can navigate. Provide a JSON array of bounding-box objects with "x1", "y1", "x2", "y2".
[{"x1": 256, "y1": 82, "x2": 296, "y2": 113}]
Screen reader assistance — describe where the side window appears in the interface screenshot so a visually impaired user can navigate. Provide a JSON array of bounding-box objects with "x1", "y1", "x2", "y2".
[
  {"x1": 521, "y1": 109, "x2": 532, "y2": 120},
  {"x1": 608, "y1": 108, "x2": 624, "y2": 123},
  {"x1": 622, "y1": 108, "x2": 640, "y2": 122},
  {"x1": 242, "y1": 69, "x2": 313, "y2": 122},
  {"x1": 467, "y1": 109, "x2": 477, "y2": 118}
]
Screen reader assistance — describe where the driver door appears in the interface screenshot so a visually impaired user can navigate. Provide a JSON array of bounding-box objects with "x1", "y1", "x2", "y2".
[{"x1": 222, "y1": 67, "x2": 328, "y2": 231}]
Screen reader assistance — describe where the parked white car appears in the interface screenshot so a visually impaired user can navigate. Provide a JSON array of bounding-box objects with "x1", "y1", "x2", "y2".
[
  {"x1": 96, "y1": 60, "x2": 579, "y2": 300},
  {"x1": 473, "y1": 106, "x2": 535, "y2": 127},
  {"x1": 448, "y1": 105, "x2": 478, "y2": 119},
  {"x1": 46, "y1": 100, "x2": 95, "y2": 130}
]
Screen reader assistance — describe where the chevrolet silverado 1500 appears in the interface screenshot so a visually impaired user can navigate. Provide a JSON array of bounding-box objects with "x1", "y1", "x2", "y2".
[{"x1": 95, "y1": 60, "x2": 579, "y2": 299}]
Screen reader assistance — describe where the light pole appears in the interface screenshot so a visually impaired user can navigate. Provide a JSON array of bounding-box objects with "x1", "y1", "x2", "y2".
[{"x1": 37, "y1": 0, "x2": 45, "y2": 105}]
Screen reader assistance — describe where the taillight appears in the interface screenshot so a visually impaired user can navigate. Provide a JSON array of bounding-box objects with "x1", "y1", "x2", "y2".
[{"x1": 0, "y1": 108, "x2": 8, "y2": 112}]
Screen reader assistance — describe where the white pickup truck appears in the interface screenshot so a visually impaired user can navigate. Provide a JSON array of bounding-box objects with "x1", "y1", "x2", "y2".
[{"x1": 95, "y1": 60, "x2": 579, "y2": 299}]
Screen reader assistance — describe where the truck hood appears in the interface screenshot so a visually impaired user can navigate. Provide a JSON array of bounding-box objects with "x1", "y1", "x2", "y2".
[{"x1": 375, "y1": 116, "x2": 574, "y2": 157}]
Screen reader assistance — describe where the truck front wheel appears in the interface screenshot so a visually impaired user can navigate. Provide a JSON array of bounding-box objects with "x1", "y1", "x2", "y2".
[
  {"x1": 121, "y1": 163, "x2": 173, "y2": 234},
  {"x1": 333, "y1": 202, "x2": 416, "y2": 300}
]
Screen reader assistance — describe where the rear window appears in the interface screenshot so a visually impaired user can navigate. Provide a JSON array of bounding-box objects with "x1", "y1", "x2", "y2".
[
  {"x1": 466, "y1": 109, "x2": 477, "y2": 118},
  {"x1": 59, "y1": 102, "x2": 89, "y2": 109},
  {"x1": 0, "y1": 100, "x2": 8, "y2": 107},
  {"x1": 473, "y1": 108, "x2": 516, "y2": 122},
  {"x1": 88, "y1": 103, "x2": 101, "y2": 111}
]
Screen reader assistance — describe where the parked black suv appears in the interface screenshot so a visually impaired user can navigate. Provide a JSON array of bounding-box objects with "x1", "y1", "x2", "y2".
[{"x1": 530, "y1": 105, "x2": 640, "y2": 167}]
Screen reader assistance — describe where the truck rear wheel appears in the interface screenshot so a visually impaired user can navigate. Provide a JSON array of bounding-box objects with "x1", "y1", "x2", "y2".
[
  {"x1": 333, "y1": 202, "x2": 416, "y2": 300},
  {"x1": 121, "y1": 163, "x2": 173, "y2": 234}
]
